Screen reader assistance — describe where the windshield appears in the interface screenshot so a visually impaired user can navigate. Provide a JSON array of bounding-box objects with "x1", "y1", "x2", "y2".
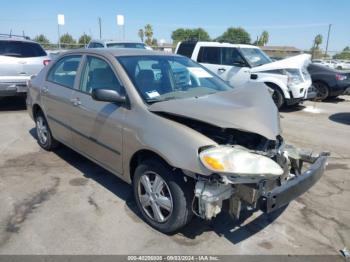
[
  {"x1": 118, "y1": 55, "x2": 232, "y2": 103},
  {"x1": 239, "y1": 48, "x2": 272, "y2": 67},
  {"x1": 107, "y1": 42, "x2": 146, "y2": 49}
]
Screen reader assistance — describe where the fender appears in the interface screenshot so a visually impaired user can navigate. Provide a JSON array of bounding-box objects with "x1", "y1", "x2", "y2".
[{"x1": 251, "y1": 75, "x2": 290, "y2": 99}]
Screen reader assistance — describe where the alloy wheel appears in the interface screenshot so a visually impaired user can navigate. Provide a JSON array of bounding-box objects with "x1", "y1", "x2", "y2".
[
  {"x1": 36, "y1": 116, "x2": 48, "y2": 145},
  {"x1": 137, "y1": 171, "x2": 173, "y2": 223}
]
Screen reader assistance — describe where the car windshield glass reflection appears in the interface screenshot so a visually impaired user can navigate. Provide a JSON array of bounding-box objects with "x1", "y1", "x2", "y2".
[
  {"x1": 240, "y1": 48, "x2": 272, "y2": 67},
  {"x1": 117, "y1": 55, "x2": 232, "y2": 103}
]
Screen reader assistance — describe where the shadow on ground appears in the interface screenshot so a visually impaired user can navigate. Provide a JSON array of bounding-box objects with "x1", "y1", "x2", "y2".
[
  {"x1": 280, "y1": 104, "x2": 305, "y2": 113},
  {"x1": 0, "y1": 97, "x2": 27, "y2": 112},
  {"x1": 329, "y1": 112, "x2": 350, "y2": 125},
  {"x1": 322, "y1": 97, "x2": 347, "y2": 104},
  {"x1": 29, "y1": 128, "x2": 286, "y2": 245}
]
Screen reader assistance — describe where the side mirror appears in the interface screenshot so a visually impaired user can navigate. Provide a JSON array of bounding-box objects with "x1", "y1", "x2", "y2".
[{"x1": 91, "y1": 89, "x2": 127, "y2": 104}]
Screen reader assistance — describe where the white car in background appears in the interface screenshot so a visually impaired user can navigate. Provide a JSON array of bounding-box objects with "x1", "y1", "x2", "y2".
[
  {"x1": 175, "y1": 41, "x2": 312, "y2": 109},
  {"x1": 0, "y1": 34, "x2": 50, "y2": 97},
  {"x1": 87, "y1": 39, "x2": 152, "y2": 50}
]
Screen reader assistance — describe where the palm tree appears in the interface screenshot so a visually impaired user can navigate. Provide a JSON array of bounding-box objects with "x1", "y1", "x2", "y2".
[
  {"x1": 138, "y1": 29, "x2": 144, "y2": 42},
  {"x1": 314, "y1": 34, "x2": 323, "y2": 49},
  {"x1": 260, "y1": 31, "x2": 269, "y2": 46},
  {"x1": 144, "y1": 24, "x2": 153, "y2": 46}
]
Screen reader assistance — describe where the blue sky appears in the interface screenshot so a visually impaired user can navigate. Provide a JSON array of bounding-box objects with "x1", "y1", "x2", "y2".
[{"x1": 1, "y1": 0, "x2": 349, "y2": 51}]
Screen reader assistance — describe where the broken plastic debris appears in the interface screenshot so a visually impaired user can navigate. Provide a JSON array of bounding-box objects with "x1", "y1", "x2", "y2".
[{"x1": 340, "y1": 247, "x2": 350, "y2": 259}]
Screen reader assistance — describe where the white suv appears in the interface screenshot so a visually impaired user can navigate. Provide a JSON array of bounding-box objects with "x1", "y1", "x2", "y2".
[{"x1": 175, "y1": 41, "x2": 312, "y2": 109}]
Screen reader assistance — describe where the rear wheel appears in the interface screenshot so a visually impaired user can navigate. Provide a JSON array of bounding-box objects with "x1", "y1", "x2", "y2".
[
  {"x1": 133, "y1": 159, "x2": 193, "y2": 233},
  {"x1": 314, "y1": 82, "x2": 329, "y2": 101},
  {"x1": 34, "y1": 111, "x2": 59, "y2": 150}
]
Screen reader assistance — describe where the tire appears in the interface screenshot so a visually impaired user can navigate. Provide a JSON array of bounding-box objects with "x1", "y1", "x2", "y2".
[
  {"x1": 133, "y1": 159, "x2": 193, "y2": 233},
  {"x1": 313, "y1": 82, "x2": 329, "y2": 101},
  {"x1": 271, "y1": 87, "x2": 285, "y2": 109},
  {"x1": 34, "y1": 111, "x2": 59, "y2": 150}
]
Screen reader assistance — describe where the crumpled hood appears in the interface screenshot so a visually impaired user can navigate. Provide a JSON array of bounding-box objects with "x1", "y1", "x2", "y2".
[
  {"x1": 149, "y1": 83, "x2": 280, "y2": 140},
  {"x1": 251, "y1": 54, "x2": 311, "y2": 72}
]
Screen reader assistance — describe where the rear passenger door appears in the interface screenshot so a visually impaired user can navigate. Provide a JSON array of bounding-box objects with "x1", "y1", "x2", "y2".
[
  {"x1": 43, "y1": 55, "x2": 82, "y2": 145},
  {"x1": 69, "y1": 55, "x2": 126, "y2": 174}
]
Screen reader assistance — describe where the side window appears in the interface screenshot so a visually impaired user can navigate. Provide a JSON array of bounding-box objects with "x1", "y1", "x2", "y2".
[
  {"x1": 80, "y1": 56, "x2": 123, "y2": 94},
  {"x1": 87, "y1": 42, "x2": 95, "y2": 48},
  {"x1": 221, "y1": 48, "x2": 246, "y2": 66},
  {"x1": 197, "y1": 47, "x2": 220, "y2": 64},
  {"x1": 95, "y1": 43, "x2": 104, "y2": 48},
  {"x1": 47, "y1": 55, "x2": 81, "y2": 88},
  {"x1": 177, "y1": 42, "x2": 196, "y2": 58}
]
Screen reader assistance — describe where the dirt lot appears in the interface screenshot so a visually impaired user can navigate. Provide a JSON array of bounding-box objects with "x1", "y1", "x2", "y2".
[{"x1": 0, "y1": 96, "x2": 349, "y2": 255}]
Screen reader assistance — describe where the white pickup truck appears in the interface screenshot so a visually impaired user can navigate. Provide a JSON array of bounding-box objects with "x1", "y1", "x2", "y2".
[{"x1": 175, "y1": 41, "x2": 312, "y2": 109}]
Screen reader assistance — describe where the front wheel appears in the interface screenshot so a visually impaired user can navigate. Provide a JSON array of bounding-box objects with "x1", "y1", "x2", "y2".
[
  {"x1": 272, "y1": 88, "x2": 285, "y2": 109},
  {"x1": 133, "y1": 159, "x2": 193, "y2": 233}
]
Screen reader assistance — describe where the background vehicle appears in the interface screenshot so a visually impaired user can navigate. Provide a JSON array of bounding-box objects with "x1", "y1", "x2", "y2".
[
  {"x1": 87, "y1": 39, "x2": 152, "y2": 50},
  {"x1": 175, "y1": 41, "x2": 312, "y2": 109},
  {"x1": 27, "y1": 48, "x2": 328, "y2": 233},
  {"x1": 0, "y1": 34, "x2": 50, "y2": 97},
  {"x1": 308, "y1": 63, "x2": 350, "y2": 100}
]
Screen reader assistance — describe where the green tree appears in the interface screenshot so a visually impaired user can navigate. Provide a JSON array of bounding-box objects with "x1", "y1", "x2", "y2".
[
  {"x1": 33, "y1": 34, "x2": 51, "y2": 49},
  {"x1": 60, "y1": 33, "x2": 76, "y2": 49},
  {"x1": 138, "y1": 29, "x2": 144, "y2": 42},
  {"x1": 333, "y1": 46, "x2": 350, "y2": 60},
  {"x1": 151, "y1": 38, "x2": 158, "y2": 47},
  {"x1": 311, "y1": 34, "x2": 323, "y2": 59},
  {"x1": 257, "y1": 30, "x2": 269, "y2": 46},
  {"x1": 171, "y1": 28, "x2": 210, "y2": 43},
  {"x1": 144, "y1": 24, "x2": 153, "y2": 46},
  {"x1": 216, "y1": 27, "x2": 251, "y2": 44},
  {"x1": 78, "y1": 33, "x2": 91, "y2": 47}
]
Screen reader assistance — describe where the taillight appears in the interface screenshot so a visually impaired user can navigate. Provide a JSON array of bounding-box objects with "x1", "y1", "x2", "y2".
[
  {"x1": 336, "y1": 74, "x2": 347, "y2": 81},
  {"x1": 43, "y1": 59, "x2": 51, "y2": 66}
]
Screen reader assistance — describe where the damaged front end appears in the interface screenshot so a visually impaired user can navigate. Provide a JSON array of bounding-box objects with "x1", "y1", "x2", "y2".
[{"x1": 193, "y1": 140, "x2": 329, "y2": 221}]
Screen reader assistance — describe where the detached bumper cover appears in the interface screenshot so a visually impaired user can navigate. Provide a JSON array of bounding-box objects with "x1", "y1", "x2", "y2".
[
  {"x1": 0, "y1": 82, "x2": 28, "y2": 97},
  {"x1": 260, "y1": 154, "x2": 328, "y2": 213}
]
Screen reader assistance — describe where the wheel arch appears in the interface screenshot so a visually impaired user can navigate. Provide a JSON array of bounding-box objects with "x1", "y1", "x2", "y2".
[{"x1": 129, "y1": 149, "x2": 173, "y2": 182}]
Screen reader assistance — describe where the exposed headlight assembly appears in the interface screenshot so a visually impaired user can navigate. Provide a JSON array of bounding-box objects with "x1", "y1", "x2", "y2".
[
  {"x1": 199, "y1": 146, "x2": 283, "y2": 177},
  {"x1": 284, "y1": 69, "x2": 303, "y2": 86}
]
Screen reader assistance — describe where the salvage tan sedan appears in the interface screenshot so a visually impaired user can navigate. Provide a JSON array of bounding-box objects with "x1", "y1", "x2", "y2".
[{"x1": 27, "y1": 49, "x2": 328, "y2": 233}]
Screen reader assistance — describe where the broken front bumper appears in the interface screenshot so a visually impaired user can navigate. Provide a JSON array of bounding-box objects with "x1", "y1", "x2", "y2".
[{"x1": 260, "y1": 153, "x2": 328, "y2": 213}]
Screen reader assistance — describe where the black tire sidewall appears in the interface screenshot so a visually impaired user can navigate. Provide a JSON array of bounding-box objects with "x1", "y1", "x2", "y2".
[
  {"x1": 272, "y1": 88, "x2": 284, "y2": 109},
  {"x1": 133, "y1": 159, "x2": 193, "y2": 233},
  {"x1": 314, "y1": 82, "x2": 329, "y2": 100}
]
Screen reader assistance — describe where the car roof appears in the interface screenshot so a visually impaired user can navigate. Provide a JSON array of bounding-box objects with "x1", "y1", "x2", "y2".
[
  {"x1": 63, "y1": 48, "x2": 178, "y2": 57},
  {"x1": 89, "y1": 39, "x2": 145, "y2": 44},
  {"x1": 0, "y1": 35, "x2": 38, "y2": 44},
  {"x1": 188, "y1": 41, "x2": 258, "y2": 49}
]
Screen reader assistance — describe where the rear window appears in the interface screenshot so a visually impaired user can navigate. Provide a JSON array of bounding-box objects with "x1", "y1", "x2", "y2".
[
  {"x1": 0, "y1": 40, "x2": 47, "y2": 58},
  {"x1": 107, "y1": 43, "x2": 146, "y2": 49},
  {"x1": 176, "y1": 42, "x2": 196, "y2": 58}
]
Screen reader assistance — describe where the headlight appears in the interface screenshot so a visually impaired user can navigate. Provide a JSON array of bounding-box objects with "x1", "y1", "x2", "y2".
[
  {"x1": 199, "y1": 146, "x2": 283, "y2": 177},
  {"x1": 285, "y1": 69, "x2": 303, "y2": 86}
]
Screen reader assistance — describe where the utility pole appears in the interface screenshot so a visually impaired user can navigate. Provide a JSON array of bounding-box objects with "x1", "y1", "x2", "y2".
[
  {"x1": 98, "y1": 17, "x2": 102, "y2": 39},
  {"x1": 325, "y1": 24, "x2": 332, "y2": 58}
]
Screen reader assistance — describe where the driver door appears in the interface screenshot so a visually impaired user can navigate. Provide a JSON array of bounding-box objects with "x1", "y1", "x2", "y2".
[{"x1": 197, "y1": 46, "x2": 251, "y2": 87}]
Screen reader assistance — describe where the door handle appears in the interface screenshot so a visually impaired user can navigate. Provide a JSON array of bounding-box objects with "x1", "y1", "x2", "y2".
[
  {"x1": 218, "y1": 68, "x2": 226, "y2": 72},
  {"x1": 70, "y1": 98, "x2": 81, "y2": 106},
  {"x1": 42, "y1": 87, "x2": 49, "y2": 93}
]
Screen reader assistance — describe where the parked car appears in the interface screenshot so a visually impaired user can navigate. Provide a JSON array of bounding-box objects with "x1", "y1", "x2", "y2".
[
  {"x1": 0, "y1": 34, "x2": 50, "y2": 97},
  {"x1": 308, "y1": 63, "x2": 350, "y2": 100},
  {"x1": 87, "y1": 39, "x2": 152, "y2": 50},
  {"x1": 175, "y1": 41, "x2": 312, "y2": 109},
  {"x1": 27, "y1": 48, "x2": 328, "y2": 233}
]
